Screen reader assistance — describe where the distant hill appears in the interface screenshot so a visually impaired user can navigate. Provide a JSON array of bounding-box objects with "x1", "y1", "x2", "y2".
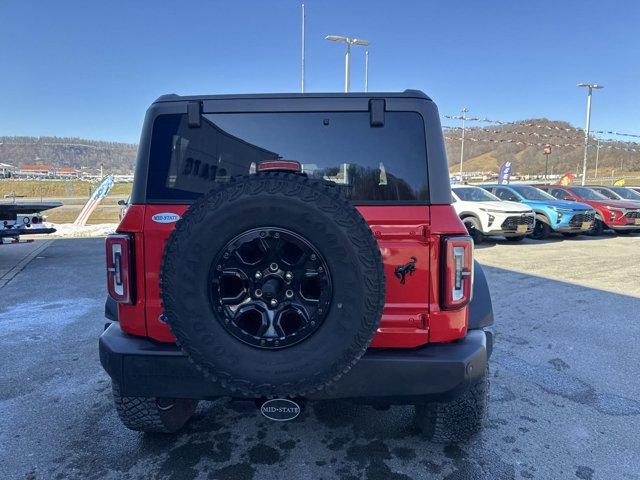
[
  {"x1": 0, "y1": 136, "x2": 137, "y2": 174},
  {"x1": 1, "y1": 120, "x2": 639, "y2": 178},
  {"x1": 443, "y1": 119, "x2": 640, "y2": 176}
]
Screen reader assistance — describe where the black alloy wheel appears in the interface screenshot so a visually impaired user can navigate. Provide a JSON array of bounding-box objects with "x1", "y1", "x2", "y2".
[
  {"x1": 530, "y1": 219, "x2": 551, "y2": 240},
  {"x1": 589, "y1": 219, "x2": 605, "y2": 236},
  {"x1": 463, "y1": 217, "x2": 484, "y2": 244},
  {"x1": 210, "y1": 228, "x2": 332, "y2": 350}
]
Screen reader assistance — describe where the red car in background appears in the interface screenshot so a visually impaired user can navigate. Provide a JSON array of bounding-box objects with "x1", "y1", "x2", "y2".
[{"x1": 538, "y1": 185, "x2": 640, "y2": 235}]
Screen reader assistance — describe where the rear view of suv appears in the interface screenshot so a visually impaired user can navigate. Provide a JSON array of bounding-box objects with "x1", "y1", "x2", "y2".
[{"x1": 99, "y1": 91, "x2": 494, "y2": 442}]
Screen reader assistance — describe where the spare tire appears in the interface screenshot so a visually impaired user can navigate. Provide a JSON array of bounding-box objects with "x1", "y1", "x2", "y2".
[{"x1": 161, "y1": 172, "x2": 385, "y2": 397}]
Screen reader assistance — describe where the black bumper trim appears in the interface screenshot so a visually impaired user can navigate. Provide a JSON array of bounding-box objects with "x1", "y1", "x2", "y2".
[
  {"x1": 0, "y1": 227, "x2": 56, "y2": 238},
  {"x1": 99, "y1": 323, "x2": 490, "y2": 404}
]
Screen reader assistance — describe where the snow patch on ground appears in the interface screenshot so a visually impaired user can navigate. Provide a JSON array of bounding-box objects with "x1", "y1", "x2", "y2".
[
  {"x1": 44, "y1": 223, "x2": 117, "y2": 238},
  {"x1": 0, "y1": 298, "x2": 96, "y2": 341}
]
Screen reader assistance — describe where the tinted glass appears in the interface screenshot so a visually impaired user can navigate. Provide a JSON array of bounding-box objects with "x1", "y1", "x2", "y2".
[
  {"x1": 453, "y1": 187, "x2": 499, "y2": 202},
  {"x1": 591, "y1": 187, "x2": 620, "y2": 200},
  {"x1": 549, "y1": 188, "x2": 570, "y2": 200},
  {"x1": 510, "y1": 185, "x2": 556, "y2": 201},
  {"x1": 146, "y1": 112, "x2": 428, "y2": 203},
  {"x1": 569, "y1": 187, "x2": 608, "y2": 200},
  {"x1": 610, "y1": 187, "x2": 640, "y2": 200},
  {"x1": 492, "y1": 187, "x2": 520, "y2": 202}
]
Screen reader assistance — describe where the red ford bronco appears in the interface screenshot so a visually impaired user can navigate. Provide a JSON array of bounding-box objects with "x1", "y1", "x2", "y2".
[{"x1": 100, "y1": 91, "x2": 494, "y2": 442}]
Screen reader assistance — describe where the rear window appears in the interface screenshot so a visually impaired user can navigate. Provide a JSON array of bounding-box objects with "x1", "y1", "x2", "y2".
[{"x1": 145, "y1": 112, "x2": 428, "y2": 203}]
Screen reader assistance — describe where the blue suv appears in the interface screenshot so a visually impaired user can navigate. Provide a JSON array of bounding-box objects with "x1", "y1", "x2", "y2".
[{"x1": 481, "y1": 184, "x2": 596, "y2": 239}]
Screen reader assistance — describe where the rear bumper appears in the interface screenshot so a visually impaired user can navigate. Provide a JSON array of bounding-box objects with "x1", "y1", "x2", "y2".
[{"x1": 99, "y1": 323, "x2": 492, "y2": 405}]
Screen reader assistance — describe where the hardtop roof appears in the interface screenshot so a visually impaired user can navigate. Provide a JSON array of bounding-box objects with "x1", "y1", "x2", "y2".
[{"x1": 153, "y1": 89, "x2": 431, "y2": 104}]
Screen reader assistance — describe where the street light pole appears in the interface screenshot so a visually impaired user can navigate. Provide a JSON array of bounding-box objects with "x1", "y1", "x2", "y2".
[
  {"x1": 577, "y1": 83, "x2": 603, "y2": 185},
  {"x1": 458, "y1": 107, "x2": 469, "y2": 181},
  {"x1": 594, "y1": 138, "x2": 600, "y2": 179},
  {"x1": 344, "y1": 42, "x2": 351, "y2": 93},
  {"x1": 365, "y1": 50, "x2": 369, "y2": 92},
  {"x1": 301, "y1": 3, "x2": 305, "y2": 93},
  {"x1": 325, "y1": 35, "x2": 371, "y2": 93}
]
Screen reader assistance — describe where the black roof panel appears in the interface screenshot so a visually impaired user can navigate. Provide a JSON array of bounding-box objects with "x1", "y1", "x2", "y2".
[{"x1": 153, "y1": 89, "x2": 431, "y2": 104}]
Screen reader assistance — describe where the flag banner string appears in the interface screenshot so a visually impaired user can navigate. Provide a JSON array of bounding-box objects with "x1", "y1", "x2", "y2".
[
  {"x1": 443, "y1": 135, "x2": 640, "y2": 153},
  {"x1": 441, "y1": 126, "x2": 640, "y2": 145},
  {"x1": 443, "y1": 115, "x2": 640, "y2": 139}
]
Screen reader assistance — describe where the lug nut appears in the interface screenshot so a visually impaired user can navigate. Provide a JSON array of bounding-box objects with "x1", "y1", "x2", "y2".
[
  {"x1": 285, "y1": 271, "x2": 293, "y2": 281},
  {"x1": 269, "y1": 262, "x2": 279, "y2": 272},
  {"x1": 270, "y1": 299, "x2": 278, "y2": 308},
  {"x1": 285, "y1": 290, "x2": 294, "y2": 299},
  {"x1": 310, "y1": 254, "x2": 317, "y2": 261},
  {"x1": 254, "y1": 289, "x2": 263, "y2": 298},
  {"x1": 255, "y1": 271, "x2": 262, "y2": 280}
]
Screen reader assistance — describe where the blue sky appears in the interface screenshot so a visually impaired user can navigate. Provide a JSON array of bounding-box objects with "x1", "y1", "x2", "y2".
[{"x1": 0, "y1": 0, "x2": 638, "y2": 143}]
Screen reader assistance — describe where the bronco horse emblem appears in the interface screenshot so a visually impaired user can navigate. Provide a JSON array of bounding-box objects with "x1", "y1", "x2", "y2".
[{"x1": 394, "y1": 257, "x2": 417, "y2": 285}]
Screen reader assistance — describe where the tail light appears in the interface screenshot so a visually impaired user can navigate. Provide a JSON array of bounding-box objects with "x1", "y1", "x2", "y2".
[
  {"x1": 257, "y1": 160, "x2": 301, "y2": 173},
  {"x1": 106, "y1": 234, "x2": 134, "y2": 304},
  {"x1": 441, "y1": 236, "x2": 473, "y2": 310}
]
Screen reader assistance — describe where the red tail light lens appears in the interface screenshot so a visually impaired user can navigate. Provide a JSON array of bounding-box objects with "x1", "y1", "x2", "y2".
[
  {"x1": 106, "y1": 234, "x2": 134, "y2": 304},
  {"x1": 441, "y1": 236, "x2": 473, "y2": 310},
  {"x1": 257, "y1": 160, "x2": 301, "y2": 173}
]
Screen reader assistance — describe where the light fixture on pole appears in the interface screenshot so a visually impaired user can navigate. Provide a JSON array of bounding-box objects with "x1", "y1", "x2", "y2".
[
  {"x1": 458, "y1": 107, "x2": 469, "y2": 181},
  {"x1": 577, "y1": 83, "x2": 603, "y2": 185},
  {"x1": 325, "y1": 35, "x2": 371, "y2": 92}
]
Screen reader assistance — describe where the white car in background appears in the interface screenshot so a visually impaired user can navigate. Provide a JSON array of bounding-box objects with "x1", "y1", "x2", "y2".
[{"x1": 451, "y1": 185, "x2": 536, "y2": 243}]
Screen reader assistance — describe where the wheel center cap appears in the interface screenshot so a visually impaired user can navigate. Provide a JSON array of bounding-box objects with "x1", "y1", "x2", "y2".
[{"x1": 261, "y1": 277, "x2": 282, "y2": 298}]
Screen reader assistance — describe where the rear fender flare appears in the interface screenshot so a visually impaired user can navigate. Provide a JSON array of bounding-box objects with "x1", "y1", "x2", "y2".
[{"x1": 469, "y1": 261, "x2": 494, "y2": 330}]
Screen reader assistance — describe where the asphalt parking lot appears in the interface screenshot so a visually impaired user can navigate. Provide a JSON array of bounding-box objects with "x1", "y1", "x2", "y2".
[{"x1": 1, "y1": 234, "x2": 639, "y2": 480}]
